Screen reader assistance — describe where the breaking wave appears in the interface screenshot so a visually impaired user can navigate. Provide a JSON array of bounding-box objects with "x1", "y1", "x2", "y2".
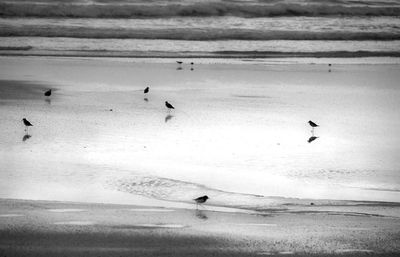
[{"x1": 1, "y1": 1, "x2": 400, "y2": 18}]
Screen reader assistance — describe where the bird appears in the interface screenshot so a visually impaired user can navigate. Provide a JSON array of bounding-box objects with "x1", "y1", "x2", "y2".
[
  {"x1": 44, "y1": 89, "x2": 51, "y2": 97},
  {"x1": 194, "y1": 195, "x2": 209, "y2": 205},
  {"x1": 165, "y1": 101, "x2": 175, "y2": 110},
  {"x1": 308, "y1": 120, "x2": 319, "y2": 128},
  {"x1": 190, "y1": 62, "x2": 194, "y2": 65},
  {"x1": 176, "y1": 61, "x2": 183, "y2": 65},
  {"x1": 144, "y1": 87, "x2": 149, "y2": 94},
  {"x1": 22, "y1": 118, "x2": 33, "y2": 131}
]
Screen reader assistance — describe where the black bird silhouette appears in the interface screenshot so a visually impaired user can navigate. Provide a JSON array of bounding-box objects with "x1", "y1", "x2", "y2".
[
  {"x1": 190, "y1": 62, "x2": 194, "y2": 65},
  {"x1": 176, "y1": 61, "x2": 183, "y2": 65},
  {"x1": 44, "y1": 89, "x2": 51, "y2": 97},
  {"x1": 194, "y1": 195, "x2": 209, "y2": 204},
  {"x1": 165, "y1": 101, "x2": 175, "y2": 109},
  {"x1": 308, "y1": 120, "x2": 319, "y2": 128},
  {"x1": 308, "y1": 136, "x2": 318, "y2": 143},
  {"x1": 22, "y1": 118, "x2": 33, "y2": 131},
  {"x1": 144, "y1": 87, "x2": 149, "y2": 94}
]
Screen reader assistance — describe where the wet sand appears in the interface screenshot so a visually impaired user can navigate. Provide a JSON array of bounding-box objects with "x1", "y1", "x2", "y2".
[
  {"x1": 0, "y1": 56, "x2": 400, "y2": 255},
  {"x1": 1, "y1": 198, "x2": 400, "y2": 256},
  {"x1": 1, "y1": 56, "x2": 400, "y2": 205}
]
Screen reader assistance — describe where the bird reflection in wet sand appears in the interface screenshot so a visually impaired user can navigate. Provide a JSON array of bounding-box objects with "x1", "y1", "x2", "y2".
[
  {"x1": 308, "y1": 124, "x2": 319, "y2": 143},
  {"x1": 144, "y1": 97, "x2": 148, "y2": 102},
  {"x1": 45, "y1": 98, "x2": 51, "y2": 105},
  {"x1": 176, "y1": 67, "x2": 183, "y2": 70},
  {"x1": 195, "y1": 209, "x2": 208, "y2": 220},
  {"x1": 308, "y1": 136, "x2": 318, "y2": 143},
  {"x1": 22, "y1": 134, "x2": 32, "y2": 142},
  {"x1": 165, "y1": 114, "x2": 174, "y2": 123}
]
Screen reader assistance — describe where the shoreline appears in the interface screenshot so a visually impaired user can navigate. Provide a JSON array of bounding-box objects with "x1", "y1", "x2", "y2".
[
  {"x1": 1, "y1": 198, "x2": 399, "y2": 256},
  {"x1": 1, "y1": 49, "x2": 400, "y2": 60}
]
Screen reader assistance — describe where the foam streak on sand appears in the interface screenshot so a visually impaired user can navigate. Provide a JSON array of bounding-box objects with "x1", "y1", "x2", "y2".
[{"x1": 0, "y1": 214, "x2": 24, "y2": 217}]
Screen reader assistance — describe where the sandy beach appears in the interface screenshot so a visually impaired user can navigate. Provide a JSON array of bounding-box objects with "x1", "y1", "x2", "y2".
[
  {"x1": 1, "y1": 198, "x2": 400, "y2": 256},
  {"x1": 1, "y1": 56, "x2": 400, "y2": 256}
]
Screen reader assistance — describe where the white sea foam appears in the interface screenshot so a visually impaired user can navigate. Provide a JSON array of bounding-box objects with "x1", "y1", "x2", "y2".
[{"x1": 0, "y1": 214, "x2": 24, "y2": 217}]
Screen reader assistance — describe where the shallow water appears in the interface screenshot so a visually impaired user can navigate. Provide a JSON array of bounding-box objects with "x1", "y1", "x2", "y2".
[{"x1": 0, "y1": 57, "x2": 399, "y2": 210}]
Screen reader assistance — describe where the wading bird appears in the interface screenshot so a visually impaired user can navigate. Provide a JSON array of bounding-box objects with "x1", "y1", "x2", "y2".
[
  {"x1": 308, "y1": 120, "x2": 319, "y2": 128},
  {"x1": 194, "y1": 195, "x2": 209, "y2": 208},
  {"x1": 44, "y1": 89, "x2": 51, "y2": 97},
  {"x1": 165, "y1": 101, "x2": 175, "y2": 110},
  {"x1": 144, "y1": 87, "x2": 149, "y2": 94},
  {"x1": 22, "y1": 118, "x2": 33, "y2": 131}
]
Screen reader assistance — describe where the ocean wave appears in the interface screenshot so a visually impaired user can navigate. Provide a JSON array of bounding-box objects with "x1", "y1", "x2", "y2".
[
  {"x1": 1, "y1": 1, "x2": 400, "y2": 18},
  {"x1": 1, "y1": 26, "x2": 400, "y2": 41}
]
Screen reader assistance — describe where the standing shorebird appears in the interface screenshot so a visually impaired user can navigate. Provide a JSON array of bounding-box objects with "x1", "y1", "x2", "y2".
[
  {"x1": 144, "y1": 87, "x2": 149, "y2": 94},
  {"x1": 308, "y1": 120, "x2": 319, "y2": 128},
  {"x1": 165, "y1": 101, "x2": 175, "y2": 110},
  {"x1": 44, "y1": 89, "x2": 52, "y2": 97},
  {"x1": 176, "y1": 61, "x2": 183, "y2": 65},
  {"x1": 194, "y1": 195, "x2": 209, "y2": 208},
  {"x1": 22, "y1": 118, "x2": 33, "y2": 131}
]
